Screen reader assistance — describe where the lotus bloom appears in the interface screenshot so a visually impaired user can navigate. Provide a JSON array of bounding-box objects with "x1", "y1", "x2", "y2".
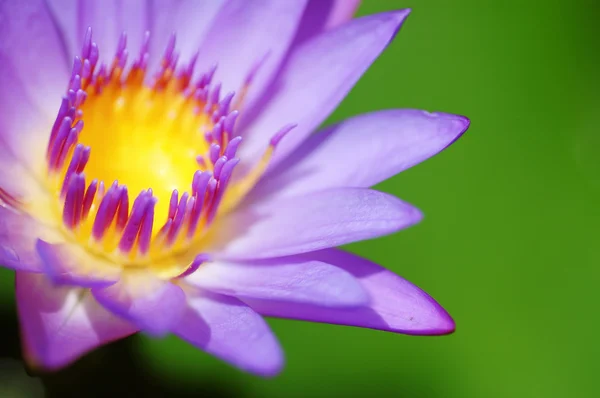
[{"x1": 0, "y1": 0, "x2": 469, "y2": 376}]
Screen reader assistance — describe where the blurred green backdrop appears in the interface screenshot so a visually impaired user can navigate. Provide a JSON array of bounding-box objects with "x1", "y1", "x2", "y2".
[{"x1": 1, "y1": 0, "x2": 599, "y2": 397}]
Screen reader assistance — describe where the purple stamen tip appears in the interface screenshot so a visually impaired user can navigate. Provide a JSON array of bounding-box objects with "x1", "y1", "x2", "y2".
[
  {"x1": 72, "y1": 56, "x2": 83, "y2": 76},
  {"x1": 224, "y1": 110, "x2": 239, "y2": 133},
  {"x1": 198, "y1": 64, "x2": 218, "y2": 88},
  {"x1": 208, "y1": 83, "x2": 221, "y2": 107},
  {"x1": 205, "y1": 178, "x2": 218, "y2": 206},
  {"x1": 207, "y1": 158, "x2": 239, "y2": 224},
  {"x1": 116, "y1": 187, "x2": 130, "y2": 230},
  {"x1": 62, "y1": 173, "x2": 85, "y2": 228},
  {"x1": 76, "y1": 89, "x2": 87, "y2": 107},
  {"x1": 61, "y1": 144, "x2": 85, "y2": 196},
  {"x1": 224, "y1": 136, "x2": 243, "y2": 159},
  {"x1": 92, "y1": 183, "x2": 120, "y2": 240},
  {"x1": 196, "y1": 154, "x2": 207, "y2": 169},
  {"x1": 82, "y1": 179, "x2": 98, "y2": 219},
  {"x1": 270, "y1": 123, "x2": 297, "y2": 147},
  {"x1": 89, "y1": 43, "x2": 99, "y2": 66},
  {"x1": 186, "y1": 51, "x2": 199, "y2": 75},
  {"x1": 118, "y1": 191, "x2": 150, "y2": 252},
  {"x1": 209, "y1": 144, "x2": 221, "y2": 164},
  {"x1": 117, "y1": 32, "x2": 127, "y2": 55},
  {"x1": 165, "y1": 33, "x2": 176, "y2": 59},
  {"x1": 219, "y1": 92, "x2": 235, "y2": 113},
  {"x1": 187, "y1": 172, "x2": 212, "y2": 237},
  {"x1": 143, "y1": 31, "x2": 151, "y2": 47},
  {"x1": 82, "y1": 59, "x2": 92, "y2": 80},
  {"x1": 168, "y1": 190, "x2": 179, "y2": 220},
  {"x1": 119, "y1": 49, "x2": 129, "y2": 69},
  {"x1": 195, "y1": 87, "x2": 208, "y2": 103},
  {"x1": 81, "y1": 27, "x2": 92, "y2": 58},
  {"x1": 73, "y1": 75, "x2": 82, "y2": 91},
  {"x1": 213, "y1": 156, "x2": 228, "y2": 179},
  {"x1": 166, "y1": 192, "x2": 189, "y2": 244},
  {"x1": 176, "y1": 254, "x2": 210, "y2": 279},
  {"x1": 245, "y1": 51, "x2": 271, "y2": 85},
  {"x1": 211, "y1": 119, "x2": 224, "y2": 142},
  {"x1": 137, "y1": 197, "x2": 157, "y2": 254}
]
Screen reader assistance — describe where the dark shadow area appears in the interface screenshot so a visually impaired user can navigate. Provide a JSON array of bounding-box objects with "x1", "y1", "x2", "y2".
[{"x1": 0, "y1": 303, "x2": 243, "y2": 398}]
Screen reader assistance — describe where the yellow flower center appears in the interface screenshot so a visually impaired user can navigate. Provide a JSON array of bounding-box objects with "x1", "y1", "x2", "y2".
[{"x1": 32, "y1": 30, "x2": 286, "y2": 278}]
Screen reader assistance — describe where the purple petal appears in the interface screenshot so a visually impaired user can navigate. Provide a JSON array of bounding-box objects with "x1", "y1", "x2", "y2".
[
  {"x1": 0, "y1": 20, "x2": 61, "y2": 170},
  {"x1": 36, "y1": 239, "x2": 121, "y2": 288},
  {"x1": 322, "y1": 0, "x2": 362, "y2": 29},
  {"x1": 0, "y1": 67, "x2": 48, "y2": 194},
  {"x1": 238, "y1": 10, "x2": 410, "y2": 169},
  {"x1": 46, "y1": 0, "x2": 150, "y2": 65},
  {"x1": 186, "y1": 258, "x2": 368, "y2": 307},
  {"x1": 16, "y1": 271, "x2": 136, "y2": 370},
  {"x1": 244, "y1": 249, "x2": 455, "y2": 335},
  {"x1": 92, "y1": 272, "x2": 186, "y2": 336},
  {"x1": 208, "y1": 187, "x2": 422, "y2": 260},
  {"x1": 0, "y1": 207, "x2": 61, "y2": 272},
  {"x1": 250, "y1": 110, "x2": 470, "y2": 203},
  {"x1": 147, "y1": 0, "x2": 226, "y2": 73},
  {"x1": 0, "y1": 138, "x2": 46, "y2": 202},
  {"x1": 194, "y1": 0, "x2": 308, "y2": 99},
  {"x1": 293, "y1": 0, "x2": 361, "y2": 44},
  {"x1": 173, "y1": 288, "x2": 283, "y2": 377},
  {"x1": 0, "y1": 0, "x2": 69, "y2": 118},
  {"x1": 0, "y1": 122, "x2": 49, "y2": 215}
]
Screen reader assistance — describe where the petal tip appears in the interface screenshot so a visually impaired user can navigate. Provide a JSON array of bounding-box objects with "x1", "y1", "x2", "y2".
[
  {"x1": 456, "y1": 114, "x2": 471, "y2": 130},
  {"x1": 398, "y1": 201, "x2": 424, "y2": 230},
  {"x1": 384, "y1": 8, "x2": 412, "y2": 36},
  {"x1": 420, "y1": 297, "x2": 456, "y2": 336},
  {"x1": 443, "y1": 114, "x2": 470, "y2": 150},
  {"x1": 251, "y1": 347, "x2": 285, "y2": 378},
  {"x1": 432, "y1": 309, "x2": 456, "y2": 335},
  {"x1": 445, "y1": 113, "x2": 470, "y2": 135},
  {"x1": 389, "y1": 8, "x2": 412, "y2": 21},
  {"x1": 418, "y1": 110, "x2": 470, "y2": 150},
  {"x1": 442, "y1": 316, "x2": 457, "y2": 335},
  {"x1": 397, "y1": 8, "x2": 412, "y2": 17},
  {"x1": 21, "y1": 346, "x2": 82, "y2": 373},
  {"x1": 410, "y1": 205, "x2": 425, "y2": 225}
]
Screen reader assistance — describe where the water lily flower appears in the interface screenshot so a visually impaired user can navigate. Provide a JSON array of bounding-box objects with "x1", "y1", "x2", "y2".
[{"x1": 0, "y1": 0, "x2": 469, "y2": 376}]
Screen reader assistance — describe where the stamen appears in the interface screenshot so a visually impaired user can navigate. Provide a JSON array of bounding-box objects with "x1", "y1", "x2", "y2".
[
  {"x1": 207, "y1": 158, "x2": 239, "y2": 224},
  {"x1": 166, "y1": 191, "x2": 189, "y2": 245},
  {"x1": 270, "y1": 123, "x2": 297, "y2": 147},
  {"x1": 233, "y1": 51, "x2": 271, "y2": 110},
  {"x1": 168, "y1": 190, "x2": 179, "y2": 220},
  {"x1": 82, "y1": 179, "x2": 98, "y2": 219},
  {"x1": 41, "y1": 28, "x2": 293, "y2": 270},
  {"x1": 176, "y1": 253, "x2": 210, "y2": 279},
  {"x1": 119, "y1": 190, "x2": 153, "y2": 253},
  {"x1": 61, "y1": 144, "x2": 90, "y2": 197},
  {"x1": 137, "y1": 197, "x2": 156, "y2": 255},
  {"x1": 224, "y1": 136, "x2": 243, "y2": 159},
  {"x1": 187, "y1": 171, "x2": 212, "y2": 237},
  {"x1": 209, "y1": 144, "x2": 221, "y2": 165},
  {"x1": 92, "y1": 182, "x2": 121, "y2": 240},
  {"x1": 115, "y1": 187, "x2": 129, "y2": 231},
  {"x1": 62, "y1": 173, "x2": 85, "y2": 228},
  {"x1": 216, "y1": 124, "x2": 297, "y2": 215}
]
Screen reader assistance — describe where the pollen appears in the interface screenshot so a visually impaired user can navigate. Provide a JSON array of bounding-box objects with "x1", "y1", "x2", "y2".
[{"x1": 39, "y1": 29, "x2": 292, "y2": 273}]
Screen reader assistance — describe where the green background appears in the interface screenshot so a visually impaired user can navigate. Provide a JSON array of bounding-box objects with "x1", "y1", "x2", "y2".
[{"x1": 1, "y1": 0, "x2": 599, "y2": 396}]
